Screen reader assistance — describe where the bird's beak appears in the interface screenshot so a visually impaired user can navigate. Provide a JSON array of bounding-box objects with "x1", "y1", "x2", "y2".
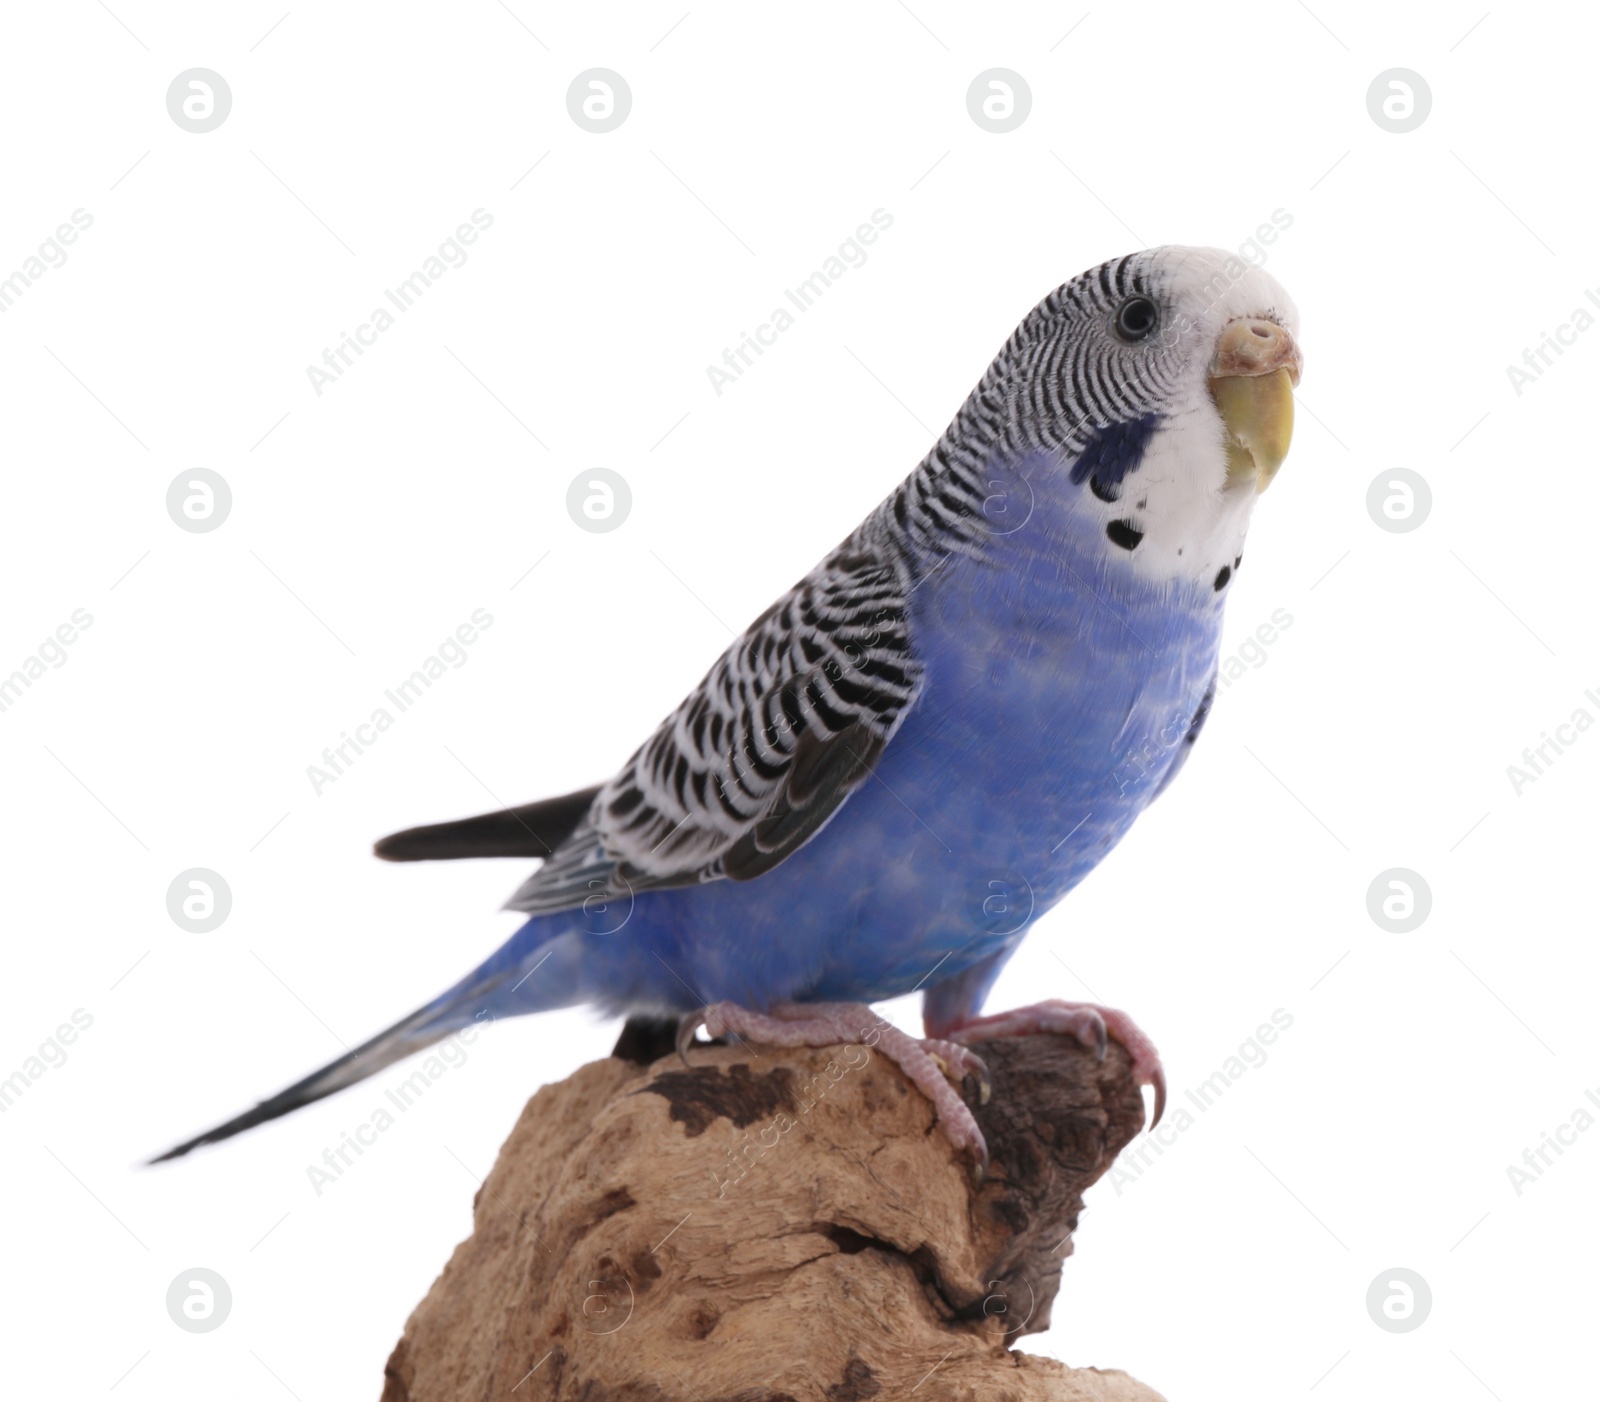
[{"x1": 1207, "y1": 318, "x2": 1302, "y2": 493}]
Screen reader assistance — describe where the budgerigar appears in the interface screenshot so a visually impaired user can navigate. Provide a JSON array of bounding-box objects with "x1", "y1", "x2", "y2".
[{"x1": 155, "y1": 246, "x2": 1302, "y2": 1167}]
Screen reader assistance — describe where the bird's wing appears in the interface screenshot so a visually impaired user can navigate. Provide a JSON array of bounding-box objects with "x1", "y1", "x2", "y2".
[{"x1": 505, "y1": 539, "x2": 923, "y2": 913}]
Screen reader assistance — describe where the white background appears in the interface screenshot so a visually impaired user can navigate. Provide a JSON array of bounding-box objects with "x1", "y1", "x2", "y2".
[{"x1": 2, "y1": 2, "x2": 1594, "y2": 1398}]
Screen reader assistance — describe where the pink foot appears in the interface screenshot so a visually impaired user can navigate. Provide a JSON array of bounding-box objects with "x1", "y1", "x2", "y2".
[
  {"x1": 678, "y1": 1001, "x2": 991, "y2": 1169},
  {"x1": 945, "y1": 999, "x2": 1166, "y2": 1127}
]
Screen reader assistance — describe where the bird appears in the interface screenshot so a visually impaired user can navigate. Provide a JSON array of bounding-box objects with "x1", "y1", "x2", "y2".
[{"x1": 153, "y1": 245, "x2": 1301, "y2": 1168}]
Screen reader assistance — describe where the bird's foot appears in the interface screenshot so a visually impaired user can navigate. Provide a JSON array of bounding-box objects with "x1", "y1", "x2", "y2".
[
  {"x1": 946, "y1": 999, "x2": 1166, "y2": 1127},
  {"x1": 678, "y1": 1000, "x2": 991, "y2": 1173}
]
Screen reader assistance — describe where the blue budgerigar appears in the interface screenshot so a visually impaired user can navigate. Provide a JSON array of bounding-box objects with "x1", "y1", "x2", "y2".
[{"x1": 155, "y1": 246, "x2": 1302, "y2": 1167}]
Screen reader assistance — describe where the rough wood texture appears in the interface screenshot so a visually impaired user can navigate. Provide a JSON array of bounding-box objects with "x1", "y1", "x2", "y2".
[{"x1": 381, "y1": 1029, "x2": 1165, "y2": 1402}]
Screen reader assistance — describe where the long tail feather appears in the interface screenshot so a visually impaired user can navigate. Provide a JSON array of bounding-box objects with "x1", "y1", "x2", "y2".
[
  {"x1": 150, "y1": 916, "x2": 588, "y2": 1163},
  {"x1": 150, "y1": 999, "x2": 461, "y2": 1162}
]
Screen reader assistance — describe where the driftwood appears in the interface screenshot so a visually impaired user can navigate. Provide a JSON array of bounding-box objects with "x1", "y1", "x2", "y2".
[{"x1": 381, "y1": 1020, "x2": 1164, "y2": 1401}]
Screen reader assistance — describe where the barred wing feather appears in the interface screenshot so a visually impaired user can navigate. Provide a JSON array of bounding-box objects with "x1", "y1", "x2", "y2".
[{"x1": 505, "y1": 539, "x2": 923, "y2": 913}]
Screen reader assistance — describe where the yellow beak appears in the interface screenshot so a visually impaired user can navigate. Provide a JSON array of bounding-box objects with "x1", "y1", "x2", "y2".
[{"x1": 1207, "y1": 318, "x2": 1302, "y2": 493}]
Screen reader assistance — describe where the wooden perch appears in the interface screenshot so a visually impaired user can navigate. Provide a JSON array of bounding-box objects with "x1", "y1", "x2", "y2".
[{"x1": 381, "y1": 1024, "x2": 1165, "y2": 1401}]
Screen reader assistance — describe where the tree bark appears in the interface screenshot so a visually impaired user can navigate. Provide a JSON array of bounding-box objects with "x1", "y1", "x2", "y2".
[{"x1": 381, "y1": 1026, "x2": 1165, "y2": 1401}]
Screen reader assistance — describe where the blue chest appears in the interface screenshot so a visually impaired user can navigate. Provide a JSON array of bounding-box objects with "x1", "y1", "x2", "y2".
[{"x1": 861, "y1": 506, "x2": 1225, "y2": 948}]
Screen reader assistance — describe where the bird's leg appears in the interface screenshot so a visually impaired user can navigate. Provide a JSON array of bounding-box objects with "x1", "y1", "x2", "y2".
[
  {"x1": 943, "y1": 999, "x2": 1167, "y2": 1127},
  {"x1": 677, "y1": 1000, "x2": 990, "y2": 1166}
]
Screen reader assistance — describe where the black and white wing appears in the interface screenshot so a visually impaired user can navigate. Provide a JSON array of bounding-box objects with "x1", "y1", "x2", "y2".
[{"x1": 504, "y1": 539, "x2": 924, "y2": 913}]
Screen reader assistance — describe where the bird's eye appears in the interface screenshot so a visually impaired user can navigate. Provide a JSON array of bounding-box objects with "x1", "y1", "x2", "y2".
[{"x1": 1113, "y1": 296, "x2": 1158, "y2": 343}]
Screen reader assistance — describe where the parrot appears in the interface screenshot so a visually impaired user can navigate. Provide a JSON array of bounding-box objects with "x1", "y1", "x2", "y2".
[{"x1": 153, "y1": 245, "x2": 1302, "y2": 1168}]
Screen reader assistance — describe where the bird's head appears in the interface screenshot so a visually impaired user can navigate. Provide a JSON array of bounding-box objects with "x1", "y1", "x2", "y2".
[{"x1": 1000, "y1": 245, "x2": 1303, "y2": 590}]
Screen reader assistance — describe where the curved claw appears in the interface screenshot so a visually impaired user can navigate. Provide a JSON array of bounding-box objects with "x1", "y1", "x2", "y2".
[
  {"x1": 967, "y1": 1139, "x2": 989, "y2": 1187},
  {"x1": 676, "y1": 1011, "x2": 708, "y2": 1068},
  {"x1": 964, "y1": 1051, "x2": 992, "y2": 1106},
  {"x1": 944, "y1": 999, "x2": 1164, "y2": 1143}
]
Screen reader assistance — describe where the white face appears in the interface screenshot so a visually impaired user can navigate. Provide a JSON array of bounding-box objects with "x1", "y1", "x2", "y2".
[{"x1": 1077, "y1": 247, "x2": 1302, "y2": 592}]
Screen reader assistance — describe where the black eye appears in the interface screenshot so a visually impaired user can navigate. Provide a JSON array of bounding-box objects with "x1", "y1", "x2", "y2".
[{"x1": 1113, "y1": 296, "x2": 1158, "y2": 343}]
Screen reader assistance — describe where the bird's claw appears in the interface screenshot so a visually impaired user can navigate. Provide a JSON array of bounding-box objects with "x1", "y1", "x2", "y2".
[
  {"x1": 949, "y1": 1046, "x2": 991, "y2": 1105},
  {"x1": 1088, "y1": 1012, "x2": 1108, "y2": 1062},
  {"x1": 675, "y1": 1010, "x2": 709, "y2": 1067},
  {"x1": 966, "y1": 1053, "x2": 992, "y2": 1107},
  {"x1": 967, "y1": 1138, "x2": 989, "y2": 1187},
  {"x1": 921, "y1": 1037, "x2": 990, "y2": 1103},
  {"x1": 948, "y1": 998, "x2": 1165, "y2": 1129}
]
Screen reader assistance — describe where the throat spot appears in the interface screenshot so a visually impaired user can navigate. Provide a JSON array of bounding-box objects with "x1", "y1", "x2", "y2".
[{"x1": 1106, "y1": 520, "x2": 1144, "y2": 551}]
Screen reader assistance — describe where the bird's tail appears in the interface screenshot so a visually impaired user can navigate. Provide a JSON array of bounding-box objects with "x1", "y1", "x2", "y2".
[{"x1": 147, "y1": 958, "x2": 534, "y2": 1163}]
